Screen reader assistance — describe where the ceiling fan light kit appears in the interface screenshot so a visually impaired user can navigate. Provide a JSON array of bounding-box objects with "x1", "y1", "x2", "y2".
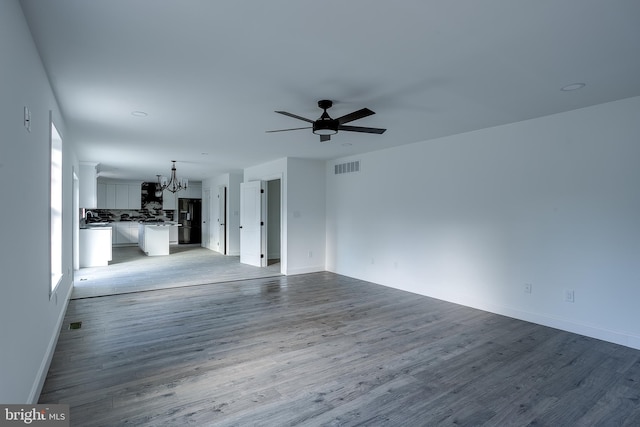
[
  {"x1": 312, "y1": 122, "x2": 338, "y2": 136},
  {"x1": 268, "y1": 99, "x2": 386, "y2": 142}
]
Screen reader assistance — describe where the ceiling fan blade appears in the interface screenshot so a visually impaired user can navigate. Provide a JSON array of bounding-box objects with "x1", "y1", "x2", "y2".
[
  {"x1": 275, "y1": 111, "x2": 314, "y2": 123},
  {"x1": 338, "y1": 125, "x2": 386, "y2": 134},
  {"x1": 266, "y1": 127, "x2": 311, "y2": 133},
  {"x1": 336, "y1": 108, "x2": 375, "y2": 125},
  {"x1": 320, "y1": 134, "x2": 331, "y2": 142}
]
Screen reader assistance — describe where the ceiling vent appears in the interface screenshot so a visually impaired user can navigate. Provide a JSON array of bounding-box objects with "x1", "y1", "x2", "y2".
[{"x1": 334, "y1": 160, "x2": 360, "y2": 175}]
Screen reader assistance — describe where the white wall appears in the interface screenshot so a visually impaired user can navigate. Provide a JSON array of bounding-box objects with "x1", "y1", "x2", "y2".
[
  {"x1": 0, "y1": 0, "x2": 77, "y2": 402},
  {"x1": 245, "y1": 157, "x2": 325, "y2": 275},
  {"x1": 286, "y1": 158, "x2": 326, "y2": 275},
  {"x1": 326, "y1": 96, "x2": 640, "y2": 350},
  {"x1": 202, "y1": 175, "x2": 225, "y2": 252},
  {"x1": 227, "y1": 173, "x2": 242, "y2": 256}
]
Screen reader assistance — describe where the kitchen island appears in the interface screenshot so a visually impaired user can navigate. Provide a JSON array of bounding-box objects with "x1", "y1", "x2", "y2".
[
  {"x1": 80, "y1": 226, "x2": 112, "y2": 267},
  {"x1": 138, "y1": 224, "x2": 171, "y2": 256}
]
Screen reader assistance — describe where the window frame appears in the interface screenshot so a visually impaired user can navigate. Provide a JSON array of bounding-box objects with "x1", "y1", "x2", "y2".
[{"x1": 50, "y1": 117, "x2": 63, "y2": 296}]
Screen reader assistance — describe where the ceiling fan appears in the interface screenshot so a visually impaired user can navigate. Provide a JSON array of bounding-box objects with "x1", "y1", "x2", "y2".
[{"x1": 267, "y1": 100, "x2": 386, "y2": 142}]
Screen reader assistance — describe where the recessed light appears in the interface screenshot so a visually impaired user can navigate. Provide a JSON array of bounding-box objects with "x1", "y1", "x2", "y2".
[
  {"x1": 561, "y1": 83, "x2": 585, "y2": 91},
  {"x1": 131, "y1": 111, "x2": 148, "y2": 117}
]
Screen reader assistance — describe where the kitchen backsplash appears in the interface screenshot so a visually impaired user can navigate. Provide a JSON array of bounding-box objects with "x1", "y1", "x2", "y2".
[{"x1": 84, "y1": 208, "x2": 175, "y2": 223}]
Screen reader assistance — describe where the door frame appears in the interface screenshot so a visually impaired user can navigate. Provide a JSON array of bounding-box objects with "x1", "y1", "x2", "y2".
[
  {"x1": 218, "y1": 185, "x2": 227, "y2": 255},
  {"x1": 202, "y1": 189, "x2": 211, "y2": 248},
  {"x1": 265, "y1": 178, "x2": 282, "y2": 266}
]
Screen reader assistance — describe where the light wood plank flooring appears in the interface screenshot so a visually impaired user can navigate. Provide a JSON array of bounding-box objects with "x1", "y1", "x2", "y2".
[
  {"x1": 73, "y1": 245, "x2": 281, "y2": 299},
  {"x1": 41, "y1": 272, "x2": 640, "y2": 426}
]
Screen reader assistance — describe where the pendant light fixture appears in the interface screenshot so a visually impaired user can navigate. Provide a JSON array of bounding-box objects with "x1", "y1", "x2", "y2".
[{"x1": 156, "y1": 160, "x2": 188, "y2": 194}]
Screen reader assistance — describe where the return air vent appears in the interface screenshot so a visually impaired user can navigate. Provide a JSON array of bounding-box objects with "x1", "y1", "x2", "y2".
[
  {"x1": 69, "y1": 322, "x2": 82, "y2": 330},
  {"x1": 334, "y1": 160, "x2": 360, "y2": 175}
]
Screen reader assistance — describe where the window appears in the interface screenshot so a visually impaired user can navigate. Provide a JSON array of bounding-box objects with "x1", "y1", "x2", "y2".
[{"x1": 51, "y1": 121, "x2": 63, "y2": 293}]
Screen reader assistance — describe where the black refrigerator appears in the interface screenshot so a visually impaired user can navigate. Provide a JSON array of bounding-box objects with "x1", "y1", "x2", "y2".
[{"x1": 178, "y1": 198, "x2": 202, "y2": 244}]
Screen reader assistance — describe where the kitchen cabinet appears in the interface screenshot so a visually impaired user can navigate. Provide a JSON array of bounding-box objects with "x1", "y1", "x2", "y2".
[
  {"x1": 115, "y1": 184, "x2": 129, "y2": 208},
  {"x1": 79, "y1": 162, "x2": 98, "y2": 208},
  {"x1": 105, "y1": 184, "x2": 116, "y2": 208},
  {"x1": 124, "y1": 223, "x2": 138, "y2": 244},
  {"x1": 113, "y1": 222, "x2": 139, "y2": 246},
  {"x1": 97, "y1": 182, "x2": 142, "y2": 209},
  {"x1": 139, "y1": 224, "x2": 170, "y2": 256},
  {"x1": 129, "y1": 184, "x2": 141, "y2": 209},
  {"x1": 97, "y1": 183, "x2": 106, "y2": 208},
  {"x1": 169, "y1": 224, "x2": 179, "y2": 245},
  {"x1": 80, "y1": 227, "x2": 112, "y2": 267}
]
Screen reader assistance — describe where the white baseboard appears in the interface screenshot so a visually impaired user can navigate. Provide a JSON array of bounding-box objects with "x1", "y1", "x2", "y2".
[
  {"x1": 285, "y1": 265, "x2": 325, "y2": 276},
  {"x1": 401, "y1": 286, "x2": 640, "y2": 351},
  {"x1": 338, "y1": 271, "x2": 640, "y2": 352},
  {"x1": 28, "y1": 282, "x2": 73, "y2": 404},
  {"x1": 490, "y1": 304, "x2": 640, "y2": 351}
]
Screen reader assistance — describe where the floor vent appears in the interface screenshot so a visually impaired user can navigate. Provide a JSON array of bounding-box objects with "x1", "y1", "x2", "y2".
[
  {"x1": 334, "y1": 160, "x2": 360, "y2": 175},
  {"x1": 69, "y1": 322, "x2": 82, "y2": 330}
]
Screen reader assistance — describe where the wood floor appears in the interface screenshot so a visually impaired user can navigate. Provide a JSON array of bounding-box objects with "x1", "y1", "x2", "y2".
[
  {"x1": 73, "y1": 245, "x2": 281, "y2": 299},
  {"x1": 40, "y1": 272, "x2": 640, "y2": 426}
]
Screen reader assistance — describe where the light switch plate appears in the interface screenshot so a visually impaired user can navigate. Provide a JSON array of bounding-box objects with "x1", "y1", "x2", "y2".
[
  {"x1": 24, "y1": 106, "x2": 31, "y2": 132},
  {"x1": 564, "y1": 290, "x2": 575, "y2": 303}
]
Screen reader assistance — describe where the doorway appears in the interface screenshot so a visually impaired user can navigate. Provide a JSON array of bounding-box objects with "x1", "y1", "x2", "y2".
[
  {"x1": 266, "y1": 179, "x2": 281, "y2": 266},
  {"x1": 239, "y1": 178, "x2": 282, "y2": 270},
  {"x1": 202, "y1": 189, "x2": 210, "y2": 249},
  {"x1": 218, "y1": 185, "x2": 227, "y2": 255}
]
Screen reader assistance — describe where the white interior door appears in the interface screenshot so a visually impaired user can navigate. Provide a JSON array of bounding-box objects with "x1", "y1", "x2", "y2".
[
  {"x1": 218, "y1": 185, "x2": 226, "y2": 255},
  {"x1": 240, "y1": 181, "x2": 264, "y2": 266}
]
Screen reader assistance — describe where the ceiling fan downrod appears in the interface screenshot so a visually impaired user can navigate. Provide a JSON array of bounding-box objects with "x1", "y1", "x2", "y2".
[{"x1": 313, "y1": 100, "x2": 338, "y2": 136}]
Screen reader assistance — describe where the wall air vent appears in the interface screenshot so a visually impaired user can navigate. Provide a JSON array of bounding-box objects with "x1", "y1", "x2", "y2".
[{"x1": 334, "y1": 160, "x2": 360, "y2": 175}]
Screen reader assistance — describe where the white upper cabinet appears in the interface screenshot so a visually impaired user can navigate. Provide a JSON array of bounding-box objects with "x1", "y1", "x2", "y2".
[
  {"x1": 97, "y1": 181, "x2": 143, "y2": 209},
  {"x1": 105, "y1": 184, "x2": 116, "y2": 208},
  {"x1": 79, "y1": 162, "x2": 98, "y2": 208},
  {"x1": 97, "y1": 182, "x2": 106, "y2": 208},
  {"x1": 129, "y1": 183, "x2": 141, "y2": 209},
  {"x1": 115, "y1": 184, "x2": 129, "y2": 208}
]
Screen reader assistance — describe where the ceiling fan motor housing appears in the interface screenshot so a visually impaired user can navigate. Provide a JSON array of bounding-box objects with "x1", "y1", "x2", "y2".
[
  {"x1": 313, "y1": 118, "x2": 339, "y2": 135},
  {"x1": 313, "y1": 100, "x2": 338, "y2": 135}
]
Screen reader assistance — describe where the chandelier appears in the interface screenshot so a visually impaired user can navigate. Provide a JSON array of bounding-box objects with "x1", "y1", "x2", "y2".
[{"x1": 155, "y1": 160, "x2": 188, "y2": 196}]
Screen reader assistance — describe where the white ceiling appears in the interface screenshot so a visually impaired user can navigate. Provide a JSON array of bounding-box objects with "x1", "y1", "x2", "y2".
[{"x1": 20, "y1": 0, "x2": 640, "y2": 182}]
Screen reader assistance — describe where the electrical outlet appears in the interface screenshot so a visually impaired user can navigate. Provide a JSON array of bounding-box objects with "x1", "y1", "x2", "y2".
[
  {"x1": 564, "y1": 290, "x2": 575, "y2": 303},
  {"x1": 524, "y1": 283, "x2": 532, "y2": 294},
  {"x1": 308, "y1": 251, "x2": 313, "y2": 258}
]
